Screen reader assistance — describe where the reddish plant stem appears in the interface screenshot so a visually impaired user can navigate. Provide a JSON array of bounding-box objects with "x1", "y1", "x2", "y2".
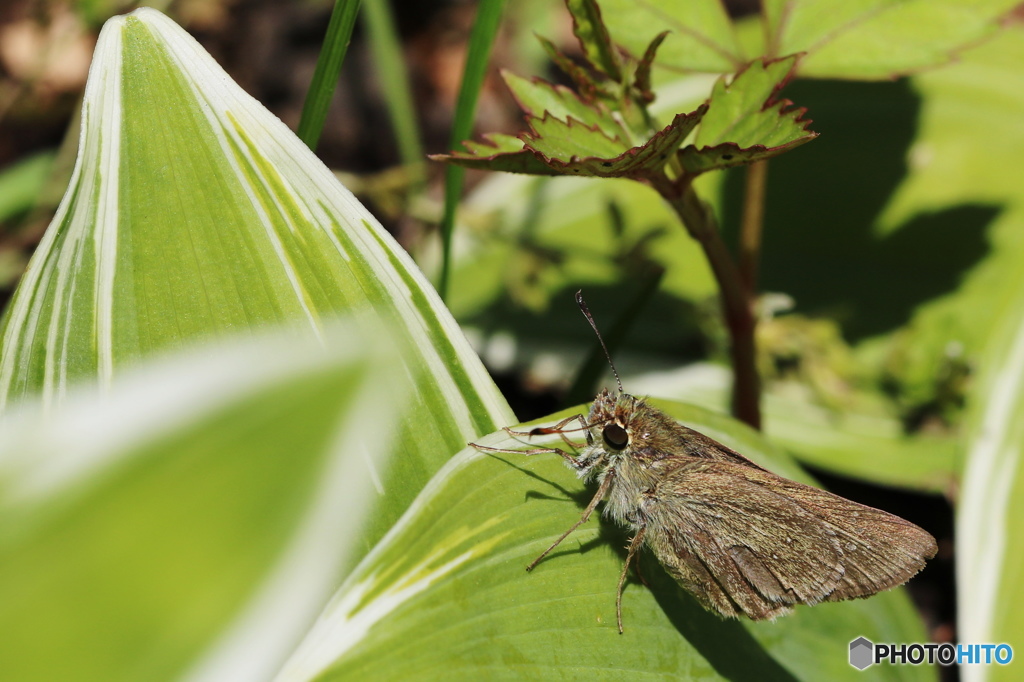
[{"x1": 649, "y1": 172, "x2": 762, "y2": 430}]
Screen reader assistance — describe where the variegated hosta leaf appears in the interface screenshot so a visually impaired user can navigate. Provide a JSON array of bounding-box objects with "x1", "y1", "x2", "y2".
[
  {"x1": 0, "y1": 8, "x2": 513, "y2": 552},
  {"x1": 277, "y1": 400, "x2": 931, "y2": 681},
  {"x1": 957, "y1": 278, "x2": 1024, "y2": 682},
  {"x1": 0, "y1": 320, "x2": 408, "y2": 682}
]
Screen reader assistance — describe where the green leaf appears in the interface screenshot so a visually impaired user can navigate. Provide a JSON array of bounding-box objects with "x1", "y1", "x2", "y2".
[
  {"x1": 279, "y1": 400, "x2": 931, "y2": 680},
  {"x1": 680, "y1": 56, "x2": 816, "y2": 174},
  {"x1": 437, "y1": 105, "x2": 706, "y2": 181},
  {"x1": 438, "y1": 0, "x2": 508, "y2": 300},
  {"x1": 431, "y1": 134, "x2": 562, "y2": 175},
  {"x1": 0, "y1": 7, "x2": 513, "y2": 562},
  {"x1": 957, "y1": 295, "x2": 1024, "y2": 680},
  {"x1": 596, "y1": 0, "x2": 1015, "y2": 80},
  {"x1": 763, "y1": 0, "x2": 1019, "y2": 80},
  {"x1": 361, "y1": 0, "x2": 424, "y2": 172},
  {"x1": 871, "y1": 25, "x2": 1024, "y2": 402},
  {"x1": 634, "y1": 31, "x2": 671, "y2": 103},
  {"x1": 565, "y1": 0, "x2": 622, "y2": 81},
  {"x1": 896, "y1": 27, "x2": 1024, "y2": 675},
  {"x1": 503, "y1": 71, "x2": 629, "y2": 142},
  {"x1": 537, "y1": 34, "x2": 602, "y2": 101},
  {"x1": 595, "y1": 0, "x2": 746, "y2": 74},
  {"x1": 297, "y1": 0, "x2": 362, "y2": 149},
  {"x1": 0, "y1": 151, "x2": 55, "y2": 222},
  {"x1": 526, "y1": 109, "x2": 706, "y2": 178},
  {"x1": 526, "y1": 114, "x2": 629, "y2": 162},
  {"x1": 437, "y1": 80, "x2": 719, "y2": 318},
  {"x1": 0, "y1": 321, "x2": 409, "y2": 681}
]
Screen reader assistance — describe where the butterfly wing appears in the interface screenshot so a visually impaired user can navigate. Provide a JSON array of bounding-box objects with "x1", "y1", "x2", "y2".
[
  {"x1": 770, "y1": 477, "x2": 938, "y2": 602},
  {"x1": 641, "y1": 457, "x2": 936, "y2": 620}
]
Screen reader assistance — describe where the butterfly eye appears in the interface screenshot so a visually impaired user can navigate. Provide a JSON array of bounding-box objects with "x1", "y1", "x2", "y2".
[{"x1": 603, "y1": 423, "x2": 629, "y2": 450}]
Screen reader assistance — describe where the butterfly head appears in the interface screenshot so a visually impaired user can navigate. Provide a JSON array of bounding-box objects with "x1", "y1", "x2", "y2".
[{"x1": 587, "y1": 388, "x2": 646, "y2": 455}]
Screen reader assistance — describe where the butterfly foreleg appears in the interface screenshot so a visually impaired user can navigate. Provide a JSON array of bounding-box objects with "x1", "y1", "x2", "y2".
[
  {"x1": 526, "y1": 468, "x2": 616, "y2": 572},
  {"x1": 506, "y1": 413, "x2": 592, "y2": 449}
]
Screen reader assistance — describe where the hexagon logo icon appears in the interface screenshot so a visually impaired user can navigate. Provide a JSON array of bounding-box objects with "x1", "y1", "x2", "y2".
[{"x1": 849, "y1": 637, "x2": 874, "y2": 670}]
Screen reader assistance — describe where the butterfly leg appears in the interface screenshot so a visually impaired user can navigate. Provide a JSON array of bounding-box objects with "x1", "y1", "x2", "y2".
[
  {"x1": 617, "y1": 525, "x2": 647, "y2": 634},
  {"x1": 471, "y1": 442, "x2": 571, "y2": 457},
  {"x1": 526, "y1": 469, "x2": 616, "y2": 572},
  {"x1": 506, "y1": 414, "x2": 592, "y2": 449}
]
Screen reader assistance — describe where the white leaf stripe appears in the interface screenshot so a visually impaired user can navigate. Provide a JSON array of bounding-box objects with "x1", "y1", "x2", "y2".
[
  {"x1": 958, "y1": 304, "x2": 1024, "y2": 677},
  {"x1": 0, "y1": 26, "x2": 122, "y2": 410},
  {"x1": 0, "y1": 8, "x2": 512, "y2": 439}
]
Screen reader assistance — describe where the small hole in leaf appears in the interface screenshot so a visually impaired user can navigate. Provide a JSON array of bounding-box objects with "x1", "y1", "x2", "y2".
[
  {"x1": 722, "y1": 154, "x2": 734, "y2": 160},
  {"x1": 602, "y1": 162, "x2": 612, "y2": 167}
]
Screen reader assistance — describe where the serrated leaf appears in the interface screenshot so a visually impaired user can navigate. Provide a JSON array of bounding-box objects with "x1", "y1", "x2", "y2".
[
  {"x1": 526, "y1": 109, "x2": 706, "y2": 179},
  {"x1": 565, "y1": 0, "x2": 622, "y2": 82},
  {"x1": 0, "y1": 8, "x2": 513, "y2": 560},
  {"x1": 525, "y1": 114, "x2": 630, "y2": 162},
  {"x1": 634, "y1": 31, "x2": 671, "y2": 103},
  {"x1": 596, "y1": 0, "x2": 745, "y2": 74},
  {"x1": 537, "y1": 34, "x2": 601, "y2": 102},
  {"x1": 437, "y1": 79, "x2": 719, "y2": 318},
  {"x1": 679, "y1": 56, "x2": 816, "y2": 174},
  {"x1": 440, "y1": 72, "x2": 707, "y2": 180},
  {"x1": 278, "y1": 399, "x2": 931, "y2": 681},
  {"x1": 430, "y1": 133, "x2": 561, "y2": 175},
  {"x1": 503, "y1": 71, "x2": 629, "y2": 142},
  {"x1": 0, "y1": 321, "x2": 408, "y2": 681},
  {"x1": 763, "y1": 0, "x2": 1019, "y2": 80}
]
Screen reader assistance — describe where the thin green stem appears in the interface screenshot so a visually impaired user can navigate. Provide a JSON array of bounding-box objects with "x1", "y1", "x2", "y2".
[
  {"x1": 298, "y1": 0, "x2": 362, "y2": 151},
  {"x1": 438, "y1": 0, "x2": 507, "y2": 301},
  {"x1": 649, "y1": 172, "x2": 761, "y2": 429},
  {"x1": 361, "y1": 0, "x2": 425, "y2": 187}
]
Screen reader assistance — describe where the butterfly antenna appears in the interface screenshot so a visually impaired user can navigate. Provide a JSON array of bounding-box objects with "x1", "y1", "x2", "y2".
[{"x1": 576, "y1": 290, "x2": 623, "y2": 392}]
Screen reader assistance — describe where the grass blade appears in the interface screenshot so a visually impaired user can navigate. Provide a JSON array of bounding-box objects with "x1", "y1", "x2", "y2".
[
  {"x1": 297, "y1": 0, "x2": 362, "y2": 150},
  {"x1": 361, "y1": 0, "x2": 424, "y2": 179},
  {"x1": 437, "y1": 0, "x2": 507, "y2": 301}
]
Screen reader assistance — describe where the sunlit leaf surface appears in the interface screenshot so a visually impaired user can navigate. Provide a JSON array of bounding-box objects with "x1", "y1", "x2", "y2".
[
  {"x1": 0, "y1": 322, "x2": 407, "y2": 681},
  {"x1": 597, "y1": 0, "x2": 745, "y2": 73},
  {"x1": 763, "y1": 0, "x2": 1019, "y2": 79},
  {"x1": 597, "y1": 0, "x2": 1016, "y2": 80}
]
